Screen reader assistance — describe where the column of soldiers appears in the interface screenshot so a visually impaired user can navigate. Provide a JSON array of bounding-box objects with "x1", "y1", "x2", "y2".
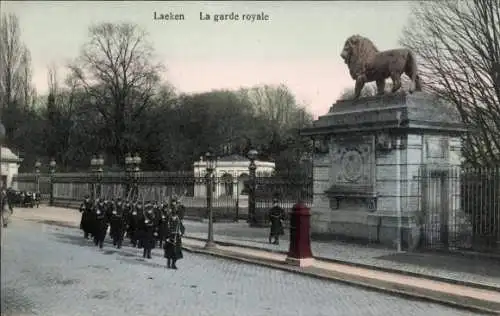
[{"x1": 78, "y1": 195, "x2": 185, "y2": 269}]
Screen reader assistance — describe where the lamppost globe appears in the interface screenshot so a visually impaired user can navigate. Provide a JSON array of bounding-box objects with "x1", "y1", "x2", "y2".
[
  {"x1": 205, "y1": 151, "x2": 217, "y2": 172},
  {"x1": 34, "y1": 160, "x2": 42, "y2": 169},
  {"x1": 132, "y1": 153, "x2": 141, "y2": 165},
  {"x1": 97, "y1": 155, "x2": 104, "y2": 166},
  {"x1": 90, "y1": 156, "x2": 98, "y2": 167},
  {"x1": 125, "y1": 153, "x2": 133, "y2": 165},
  {"x1": 49, "y1": 159, "x2": 56, "y2": 168},
  {"x1": 248, "y1": 149, "x2": 258, "y2": 161}
]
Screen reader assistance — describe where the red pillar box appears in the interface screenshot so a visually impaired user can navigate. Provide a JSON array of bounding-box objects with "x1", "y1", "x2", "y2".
[{"x1": 286, "y1": 201, "x2": 314, "y2": 267}]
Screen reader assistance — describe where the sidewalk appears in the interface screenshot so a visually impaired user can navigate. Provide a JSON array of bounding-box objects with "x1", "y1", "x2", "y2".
[
  {"x1": 182, "y1": 221, "x2": 500, "y2": 291},
  {"x1": 11, "y1": 206, "x2": 500, "y2": 314}
]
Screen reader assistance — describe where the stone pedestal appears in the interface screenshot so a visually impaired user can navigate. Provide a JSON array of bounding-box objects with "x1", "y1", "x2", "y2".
[
  {"x1": 301, "y1": 92, "x2": 467, "y2": 250},
  {"x1": 286, "y1": 202, "x2": 314, "y2": 267}
]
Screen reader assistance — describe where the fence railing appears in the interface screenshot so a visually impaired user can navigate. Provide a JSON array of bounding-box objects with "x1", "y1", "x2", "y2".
[
  {"x1": 12, "y1": 171, "x2": 313, "y2": 223},
  {"x1": 418, "y1": 165, "x2": 500, "y2": 254},
  {"x1": 12, "y1": 165, "x2": 500, "y2": 253}
]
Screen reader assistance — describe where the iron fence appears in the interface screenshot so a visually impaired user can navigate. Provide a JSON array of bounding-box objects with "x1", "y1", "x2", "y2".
[
  {"x1": 419, "y1": 165, "x2": 500, "y2": 253},
  {"x1": 12, "y1": 171, "x2": 312, "y2": 223}
]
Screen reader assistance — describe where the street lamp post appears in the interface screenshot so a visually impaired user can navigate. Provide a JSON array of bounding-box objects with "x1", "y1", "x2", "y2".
[
  {"x1": 34, "y1": 160, "x2": 41, "y2": 194},
  {"x1": 247, "y1": 149, "x2": 258, "y2": 226},
  {"x1": 132, "y1": 153, "x2": 141, "y2": 201},
  {"x1": 49, "y1": 158, "x2": 56, "y2": 206},
  {"x1": 205, "y1": 151, "x2": 217, "y2": 249},
  {"x1": 0, "y1": 121, "x2": 5, "y2": 188},
  {"x1": 125, "y1": 153, "x2": 133, "y2": 199},
  {"x1": 90, "y1": 155, "x2": 104, "y2": 199}
]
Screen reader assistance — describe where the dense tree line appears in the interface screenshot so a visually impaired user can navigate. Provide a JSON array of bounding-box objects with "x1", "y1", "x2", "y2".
[{"x1": 0, "y1": 16, "x2": 313, "y2": 175}]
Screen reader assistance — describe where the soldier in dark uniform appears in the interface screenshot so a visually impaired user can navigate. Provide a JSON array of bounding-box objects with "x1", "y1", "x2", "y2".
[
  {"x1": 127, "y1": 201, "x2": 142, "y2": 247},
  {"x1": 93, "y1": 198, "x2": 108, "y2": 249},
  {"x1": 109, "y1": 198, "x2": 127, "y2": 248},
  {"x1": 268, "y1": 198, "x2": 286, "y2": 245},
  {"x1": 140, "y1": 202, "x2": 156, "y2": 259},
  {"x1": 157, "y1": 202, "x2": 170, "y2": 248},
  {"x1": 79, "y1": 195, "x2": 93, "y2": 239},
  {"x1": 170, "y1": 195, "x2": 185, "y2": 220},
  {"x1": 163, "y1": 207, "x2": 185, "y2": 269}
]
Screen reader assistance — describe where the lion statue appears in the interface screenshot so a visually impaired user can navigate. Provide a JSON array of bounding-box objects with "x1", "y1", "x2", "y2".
[{"x1": 340, "y1": 35, "x2": 422, "y2": 99}]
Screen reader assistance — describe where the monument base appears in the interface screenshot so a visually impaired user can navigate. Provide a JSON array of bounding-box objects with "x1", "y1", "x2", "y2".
[
  {"x1": 285, "y1": 256, "x2": 315, "y2": 267},
  {"x1": 301, "y1": 92, "x2": 466, "y2": 252},
  {"x1": 311, "y1": 217, "x2": 421, "y2": 251}
]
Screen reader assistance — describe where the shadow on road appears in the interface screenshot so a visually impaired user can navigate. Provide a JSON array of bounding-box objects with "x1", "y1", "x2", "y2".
[{"x1": 376, "y1": 252, "x2": 500, "y2": 278}]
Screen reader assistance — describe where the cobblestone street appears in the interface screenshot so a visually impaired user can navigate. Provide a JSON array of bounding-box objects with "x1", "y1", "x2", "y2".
[
  {"x1": 1, "y1": 219, "x2": 485, "y2": 316},
  {"x1": 183, "y1": 220, "x2": 500, "y2": 288}
]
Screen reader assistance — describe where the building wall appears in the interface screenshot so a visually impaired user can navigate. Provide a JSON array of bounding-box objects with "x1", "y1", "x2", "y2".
[
  {"x1": 1, "y1": 162, "x2": 20, "y2": 188},
  {"x1": 192, "y1": 160, "x2": 275, "y2": 198}
]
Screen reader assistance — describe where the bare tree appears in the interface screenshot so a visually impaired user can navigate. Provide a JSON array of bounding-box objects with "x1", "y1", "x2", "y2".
[
  {"x1": 336, "y1": 79, "x2": 413, "y2": 101},
  {"x1": 236, "y1": 84, "x2": 313, "y2": 170},
  {"x1": 68, "y1": 22, "x2": 164, "y2": 163},
  {"x1": 337, "y1": 84, "x2": 377, "y2": 101},
  {"x1": 400, "y1": 0, "x2": 500, "y2": 165},
  {"x1": 239, "y1": 84, "x2": 311, "y2": 134},
  {"x1": 0, "y1": 13, "x2": 33, "y2": 109}
]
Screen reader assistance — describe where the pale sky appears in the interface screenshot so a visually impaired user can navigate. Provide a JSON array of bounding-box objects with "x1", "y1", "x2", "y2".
[{"x1": 2, "y1": 1, "x2": 413, "y2": 117}]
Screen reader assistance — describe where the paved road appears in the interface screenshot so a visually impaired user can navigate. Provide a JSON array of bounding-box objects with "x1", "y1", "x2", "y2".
[
  {"x1": 1, "y1": 219, "x2": 484, "y2": 316},
  {"x1": 183, "y1": 220, "x2": 500, "y2": 288}
]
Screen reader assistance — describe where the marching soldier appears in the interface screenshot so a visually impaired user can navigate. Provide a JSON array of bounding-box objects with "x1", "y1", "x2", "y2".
[
  {"x1": 93, "y1": 198, "x2": 108, "y2": 249},
  {"x1": 79, "y1": 195, "x2": 93, "y2": 239},
  {"x1": 268, "y1": 198, "x2": 286, "y2": 245},
  {"x1": 157, "y1": 202, "x2": 170, "y2": 248},
  {"x1": 127, "y1": 201, "x2": 143, "y2": 247},
  {"x1": 109, "y1": 198, "x2": 127, "y2": 248},
  {"x1": 164, "y1": 206, "x2": 185, "y2": 269},
  {"x1": 170, "y1": 195, "x2": 185, "y2": 220},
  {"x1": 140, "y1": 202, "x2": 156, "y2": 259}
]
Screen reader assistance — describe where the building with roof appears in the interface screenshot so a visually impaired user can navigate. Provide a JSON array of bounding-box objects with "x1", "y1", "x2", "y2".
[
  {"x1": 1, "y1": 147, "x2": 22, "y2": 188},
  {"x1": 192, "y1": 154, "x2": 275, "y2": 198}
]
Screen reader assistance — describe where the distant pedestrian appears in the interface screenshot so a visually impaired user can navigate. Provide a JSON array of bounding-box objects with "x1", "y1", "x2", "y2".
[
  {"x1": 163, "y1": 207, "x2": 185, "y2": 269},
  {"x1": 1, "y1": 186, "x2": 13, "y2": 228},
  {"x1": 268, "y1": 198, "x2": 285, "y2": 245}
]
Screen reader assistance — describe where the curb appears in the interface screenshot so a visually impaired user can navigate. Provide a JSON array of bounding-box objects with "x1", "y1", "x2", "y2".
[
  {"x1": 181, "y1": 244, "x2": 500, "y2": 315},
  {"x1": 184, "y1": 235, "x2": 500, "y2": 293}
]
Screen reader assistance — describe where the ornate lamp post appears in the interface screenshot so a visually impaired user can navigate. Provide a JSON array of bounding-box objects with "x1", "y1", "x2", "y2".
[
  {"x1": 124, "y1": 153, "x2": 133, "y2": 199},
  {"x1": 49, "y1": 158, "x2": 56, "y2": 206},
  {"x1": 132, "y1": 153, "x2": 141, "y2": 201},
  {"x1": 34, "y1": 160, "x2": 41, "y2": 194},
  {"x1": 247, "y1": 149, "x2": 258, "y2": 226},
  {"x1": 90, "y1": 155, "x2": 104, "y2": 199},
  {"x1": 0, "y1": 121, "x2": 5, "y2": 188},
  {"x1": 205, "y1": 150, "x2": 217, "y2": 249}
]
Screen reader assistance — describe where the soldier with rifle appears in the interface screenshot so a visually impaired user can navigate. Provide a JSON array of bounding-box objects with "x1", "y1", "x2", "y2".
[
  {"x1": 109, "y1": 198, "x2": 127, "y2": 249},
  {"x1": 163, "y1": 206, "x2": 185, "y2": 269},
  {"x1": 92, "y1": 198, "x2": 108, "y2": 249},
  {"x1": 140, "y1": 202, "x2": 157, "y2": 259},
  {"x1": 79, "y1": 195, "x2": 93, "y2": 239}
]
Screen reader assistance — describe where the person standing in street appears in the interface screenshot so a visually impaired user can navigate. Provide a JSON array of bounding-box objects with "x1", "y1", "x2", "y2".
[
  {"x1": 163, "y1": 207, "x2": 185, "y2": 269},
  {"x1": 1, "y1": 186, "x2": 13, "y2": 228},
  {"x1": 268, "y1": 198, "x2": 285, "y2": 245}
]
